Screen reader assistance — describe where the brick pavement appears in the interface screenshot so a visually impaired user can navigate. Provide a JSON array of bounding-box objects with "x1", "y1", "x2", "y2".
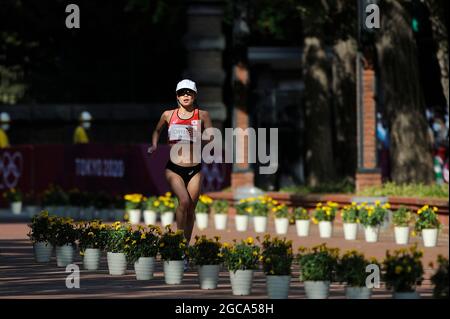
[{"x1": 0, "y1": 217, "x2": 448, "y2": 299}]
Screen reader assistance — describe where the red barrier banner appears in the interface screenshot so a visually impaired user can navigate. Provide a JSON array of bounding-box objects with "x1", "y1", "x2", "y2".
[{"x1": 0, "y1": 144, "x2": 231, "y2": 205}]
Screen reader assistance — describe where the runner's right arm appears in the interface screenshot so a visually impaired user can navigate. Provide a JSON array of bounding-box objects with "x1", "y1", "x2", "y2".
[{"x1": 148, "y1": 111, "x2": 169, "y2": 154}]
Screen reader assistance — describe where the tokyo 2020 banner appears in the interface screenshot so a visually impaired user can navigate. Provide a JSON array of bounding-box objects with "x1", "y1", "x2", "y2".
[{"x1": 0, "y1": 144, "x2": 231, "y2": 204}]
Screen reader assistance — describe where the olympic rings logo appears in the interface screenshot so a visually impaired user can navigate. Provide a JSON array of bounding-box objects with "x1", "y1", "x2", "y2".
[{"x1": 0, "y1": 151, "x2": 23, "y2": 190}]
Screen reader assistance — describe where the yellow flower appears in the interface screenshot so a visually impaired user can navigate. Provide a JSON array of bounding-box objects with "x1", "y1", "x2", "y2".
[
  {"x1": 88, "y1": 232, "x2": 94, "y2": 236},
  {"x1": 351, "y1": 202, "x2": 356, "y2": 206},
  {"x1": 165, "y1": 192, "x2": 172, "y2": 197},
  {"x1": 395, "y1": 265, "x2": 403, "y2": 274},
  {"x1": 433, "y1": 207, "x2": 438, "y2": 212},
  {"x1": 246, "y1": 237, "x2": 254, "y2": 245},
  {"x1": 159, "y1": 243, "x2": 165, "y2": 247},
  {"x1": 222, "y1": 242, "x2": 230, "y2": 248},
  {"x1": 252, "y1": 251, "x2": 258, "y2": 256},
  {"x1": 312, "y1": 217, "x2": 319, "y2": 225}
]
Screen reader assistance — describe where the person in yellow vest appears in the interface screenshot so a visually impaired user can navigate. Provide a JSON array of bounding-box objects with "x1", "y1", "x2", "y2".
[
  {"x1": 73, "y1": 111, "x2": 92, "y2": 144},
  {"x1": 0, "y1": 112, "x2": 11, "y2": 148}
]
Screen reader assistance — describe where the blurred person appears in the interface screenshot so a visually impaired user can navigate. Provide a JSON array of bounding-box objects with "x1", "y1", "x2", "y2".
[
  {"x1": 73, "y1": 111, "x2": 92, "y2": 144},
  {"x1": 0, "y1": 112, "x2": 11, "y2": 148},
  {"x1": 147, "y1": 79, "x2": 212, "y2": 253},
  {"x1": 376, "y1": 112, "x2": 390, "y2": 181}
]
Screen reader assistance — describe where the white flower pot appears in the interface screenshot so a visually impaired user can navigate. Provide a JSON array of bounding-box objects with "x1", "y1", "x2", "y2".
[
  {"x1": 56, "y1": 244, "x2": 74, "y2": 267},
  {"x1": 134, "y1": 257, "x2": 155, "y2": 280},
  {"x1": 422, "y1": 228, "x2": 438, "y2": 247},
  {"x1": 364, "y1": 226, "x2": 380, "y2": 243},
  {"x1": 198, "y1": 264, "x2": 220, "y2": 289},
  {"x1": 253, "y1": 216, "x2": 268, "y2": 233},
  {"x1": 393, "y1": 291, "x2": 420, "y2": 299},
  {"x1": 304, "y1": 281, "x2": 330, "y2": 299},
  {"x1": 143, "y1": 210, "x2": 157, "y2": 225},
  {"x1": 343, "y1": 223, "x2": 358, "y2": 240},
  {"x1": 394, "y1": 226, "x2": 410, "y2": 245},
  {"x1": 107, "y1": 252, "x2": 127, "y2": 275},
  {"x1": 296, "y1": 220, "x2": 310, "y2": 237},
  {"x1": 163, "y1": 260, "x2": 184, "y2": 284},
  {"x1": 266, "y1": 275, "x2": 291, "y2": 299},
  {"x1": 161, "y1": 211, "x2": 175, "y2": 227},
  {"x1": 318, "y1": 221, "x2": 333, "y2": 238},
  {"x1": 235, "y1": 215, "x2": 249, "y2": 232},
  {"x1": 196, "y1": 213, "x2": 209, "y2": 230},
  {"x1": 34, "y1": 241, "x2": 53, "y2": 263},
  {"x1": 128, "y1": 209, "x2": 141, "y2": 225},
  {"x1": 274, "y1": 218, "x2": 289, "y2": 235},
  {"x1": 214, "y1": 214, "x2": 228, "y2": 230},
  {"x1": 11, "y1": 201, "x2": 22, "y2": 215},
  {"x1": 83, "y1": 248, "x2": 100, "y2": 270},
  {"x1": 346, "y1": 286, "x2": 372, "y2": 299},
  {"x1": 230, "y1": 269, "x2": 254, "y2": 296}
]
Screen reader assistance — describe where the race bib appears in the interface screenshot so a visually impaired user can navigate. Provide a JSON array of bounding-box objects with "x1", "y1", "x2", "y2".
[{"x1": 168, "y1": 124, "x2": 197, "y2": 142}]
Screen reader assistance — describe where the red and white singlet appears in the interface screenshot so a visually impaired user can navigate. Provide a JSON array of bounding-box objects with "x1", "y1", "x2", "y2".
[{"x1": 167, "y1": 108, "x2": 200, "y2": 144}]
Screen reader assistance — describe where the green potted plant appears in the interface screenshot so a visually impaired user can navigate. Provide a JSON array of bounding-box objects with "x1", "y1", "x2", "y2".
[
  {"x1": 383, "y1": 244, "x2": 424, "y2": 299},
  {"x1": 272, "y1": 204, "x2": 290, "y2": 235},
  {"x1": 124, "y1": 225, "x2": 161, "y2": 280},
  {"x1": 51, "y1": 216, "x2": 78, "y2": 267},
  {"x1": 261, "y1": 235, "x2": 293, "y2": 299},
  {"x1": 430, "y1": 255, "x2": 448, "y2": 299},
  {"x1": 77, "y1": 220, "x2": 108, "y2": 270},
  {"x1": 41, "y1": 185, "x2": 69, "y2": 217},
  {"x1": 392, "y1": 206, "x2": 414, "y2": 245},
  {"x1": 235, "y1": 198, "x2": 250, "y2": 232},
  {"x1": 189, "y1": 235, "x2": 223, "y2": 289},
  {"x1": 359, "y1": 201, "x2": 390, "y2": 243},
  {"x1": 312, "y1": 202, "x2": 339, "y2": 238},
  {"x1": 124, "y1": 193, "x2": 143, "y2": 225},
  {"x1": 3, "y1": 188, "x2": 23, "y2": 215},
  {"x1": 414, "y1": 205, "x2": 441, "y2": 247},
  {"x1": 297, "y1": 243, "x2": 339, "y2": 299},
  {"x1": 159, "y1": 226, "x2": 188, "y2": 284},
  {"x1": 195, "y1": 194, "x2": 213, "y2": 230},
  {"x1": 222, "y1": 237, "x2": 261, "y2": 296},
  {"x1": 212, "y1": 199, "x2": 229, "y2": 230},
  {"x1": 247, "y1": 195, "x2": 274, "y2": 233},
  {"x1": 337, "y1": 250, "x2": 378, "y2": 299},
  {"x1": 293, "y1": 207, "x2": 310, "y2": 237},
  {"x1": 341, "y1": 203, "x2": 360, "y2": 240},
  {"x1": 105, "y1": 221, "x2": 132, "y2": 275},
  {"x1": 142, "y1": 196, "x2": 158, "y2": 225},
  {"x1": 158, "y1": 192, "x2": 176, "y2": 227},
  {"x1": 27, "y1": 210, "x2": 57, "y2": 263}
]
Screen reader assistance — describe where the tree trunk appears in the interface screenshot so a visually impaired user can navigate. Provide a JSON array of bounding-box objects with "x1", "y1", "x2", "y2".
[
  {"x1": 332, "y1": 38, "x2": 358, "y2": 179},
  {"x1": 303, "y1": 37, "x2": 335, "y2": 186},
  {"x1": 376, "y1": 0, "x2": 434, "y2": 184},
  {"x1": 425, "y1": 0, "x2": 449, "y2": 107}
]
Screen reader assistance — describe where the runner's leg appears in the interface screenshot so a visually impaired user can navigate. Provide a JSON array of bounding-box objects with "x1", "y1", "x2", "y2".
[
  {"x1": 185, "y1": 171, "x2": 203, "y2": 243},
  {"x1": 165, "y1": 169, "x2": 192, "y2": 238}
]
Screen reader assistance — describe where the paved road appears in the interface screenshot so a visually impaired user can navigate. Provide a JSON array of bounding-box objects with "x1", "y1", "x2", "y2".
[{"x1": 0, "y1": 218, "x2": 448, "y2": 299}]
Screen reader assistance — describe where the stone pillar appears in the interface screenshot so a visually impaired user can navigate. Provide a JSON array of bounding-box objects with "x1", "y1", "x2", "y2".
[
  {"x1": 184, "y1": 0, "x2": 226, "y2": 124},
  {"x1": 356, "y1": 52, "x2": 382, "y2": 192}
]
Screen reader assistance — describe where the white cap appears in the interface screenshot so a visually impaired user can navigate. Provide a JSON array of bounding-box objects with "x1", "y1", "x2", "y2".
[
  {"x1": 79, "y1": 111, "x2": 92, "y2": 122},
  {"x1": 0, "y1": 112, "x2": 10, "y2": 123},
  {"x1": 176, "y1": 79, "x2": 197, "y2": 93}
]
